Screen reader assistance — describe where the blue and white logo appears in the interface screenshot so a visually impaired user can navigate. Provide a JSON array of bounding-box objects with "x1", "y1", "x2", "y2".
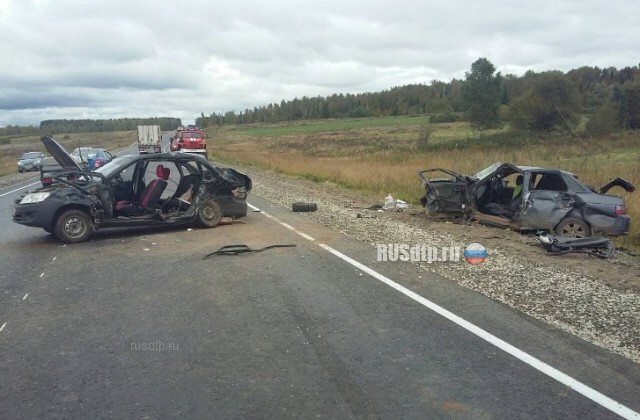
[{"x1": 464, "y1": 242, "x2": 487, "y2": 265}]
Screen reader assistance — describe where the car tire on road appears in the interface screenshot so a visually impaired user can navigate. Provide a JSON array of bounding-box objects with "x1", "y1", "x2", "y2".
[
  {"x1": 292, "y1": 202, "x2": 318, "y2": 212},
  {"x1": 197, "y1": 199, "x2": 222, "y2": 228},
  {"x1": 54, "y1": 209, "x2": 92, "y2": 243},
  {"x1": 556, "y1": 217, "x2": 590, "y2": 238}
]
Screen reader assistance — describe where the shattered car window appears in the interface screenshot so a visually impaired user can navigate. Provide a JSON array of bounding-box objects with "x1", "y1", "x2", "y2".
[
  {"x1": 473, "y1": 162, "x2": 502, "y2": 180},
  {"x1": 534, "y1": 174, "x2": 568, "y2": 192}
]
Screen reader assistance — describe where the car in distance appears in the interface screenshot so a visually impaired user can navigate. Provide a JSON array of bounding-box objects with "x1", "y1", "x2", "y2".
[
  {"x1": 17, "y1": 152, "x2": 46, "y2": 172},
  {"x1": 418, "y1": 162, "x2": 635, "y2": 238},
  {"x1": 70, "y1": 147, "x2": 114, "y2": 170},
  {"x1": 14, "y1": 136, "x2": 252, "y2": 243}
]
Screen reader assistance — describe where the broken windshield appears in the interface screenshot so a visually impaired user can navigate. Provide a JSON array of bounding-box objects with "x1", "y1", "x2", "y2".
[{"x1": 473, "y1": 162, "x2": 502, "y2": 180}]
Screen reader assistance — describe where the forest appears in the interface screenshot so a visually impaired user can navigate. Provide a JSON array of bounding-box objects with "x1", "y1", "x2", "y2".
[
  {"x1": 2, "y1": 59, "x2": 639, "y2": 137},
  {"x1": 196, "y1": 60, "x2": 640, "y2": 135},
  {"x1": 0, "y1": 117, "x2": 182, "y2": 137}
]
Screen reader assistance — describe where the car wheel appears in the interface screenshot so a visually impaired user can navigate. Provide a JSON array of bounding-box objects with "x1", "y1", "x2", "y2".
[
  {"x1": 54, "y1": 209, "x2": 92, "y2": 243},
  {"x1": 197, "y1": 199, "x2": 222, "y2": 228},
  {"x1": 292, "y1": 202, "x2": 318, "y2": 212},
  {"x1": 18, "y1": 169, "x2": 23, "y2": 173},
  {"x1": 556, "y1": 217, "x2": 590, "y2": 238}
]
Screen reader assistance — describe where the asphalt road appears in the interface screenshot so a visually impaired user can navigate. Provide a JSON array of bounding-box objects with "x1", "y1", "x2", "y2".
[{"x1": 1, "y1": 139, "x2": 639, "y2": 419}]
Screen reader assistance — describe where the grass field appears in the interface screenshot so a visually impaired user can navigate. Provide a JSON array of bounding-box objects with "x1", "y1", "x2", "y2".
[
  {"x1": 1, "y1": 122, "x2": 637, "y2": 249},
  {"x1": 206, "y1": 118, "x2": 640, "y2": 250}
]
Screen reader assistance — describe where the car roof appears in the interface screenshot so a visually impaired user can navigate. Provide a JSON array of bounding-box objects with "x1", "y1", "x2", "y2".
[{"x1": 515, "y1": 165, "x2": 576, "y2": 177}]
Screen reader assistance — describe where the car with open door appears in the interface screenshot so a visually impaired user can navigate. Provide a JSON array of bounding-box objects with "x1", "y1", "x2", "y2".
[
  {"x1": 13, "y1": 136, "x2": 252, "y2": 243},
  {"x1": 418, "y1": 162, "x2": 634, "y2": 238}
]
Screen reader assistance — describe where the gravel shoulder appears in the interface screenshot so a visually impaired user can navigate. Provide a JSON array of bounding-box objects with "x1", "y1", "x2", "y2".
[
  {"x1": 238, "y1": 165, "x2": 640, "y2": 364},
  {"x1": 3, "y1": 168, "x2": 639, "y2": 364}
]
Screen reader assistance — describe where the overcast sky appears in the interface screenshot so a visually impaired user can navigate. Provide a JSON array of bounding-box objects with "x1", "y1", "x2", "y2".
[{"x1": 1, "y1": 0, "x2": 638, "y2": 127}]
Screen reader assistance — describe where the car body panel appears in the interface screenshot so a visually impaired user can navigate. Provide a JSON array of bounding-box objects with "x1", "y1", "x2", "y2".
[
  {"x1": 13, "y1": 136, "x2": 252, "y2": 242},
  {"x1": 418, "y1": 162, "x2": 634, "y2": 237}
]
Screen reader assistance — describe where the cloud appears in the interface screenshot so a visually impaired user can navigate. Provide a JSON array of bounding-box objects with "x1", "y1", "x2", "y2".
[{"x1": 1, "y1": 0, "x2": 639, "y2": 126}]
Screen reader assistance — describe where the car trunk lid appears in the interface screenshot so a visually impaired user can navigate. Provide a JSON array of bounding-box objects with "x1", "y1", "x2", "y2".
[{"x1": 598, "y1": 177, "x2": 635, "y2": 194}]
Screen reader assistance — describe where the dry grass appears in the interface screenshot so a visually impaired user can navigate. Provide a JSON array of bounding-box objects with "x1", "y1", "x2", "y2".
[{"x1": 207, "y1": 121, "x2": 640, "y2": 250}]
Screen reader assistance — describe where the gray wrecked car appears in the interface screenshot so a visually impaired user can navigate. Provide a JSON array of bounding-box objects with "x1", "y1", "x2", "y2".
[
  {"x1": 13, "y1": 136, "x2": 252, "y2": 243},
  {"x1": 418, "y1": 162, "x2": 634, "y2": 237}
]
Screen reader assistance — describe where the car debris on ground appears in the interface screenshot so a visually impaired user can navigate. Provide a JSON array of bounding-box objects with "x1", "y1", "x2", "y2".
[
  {"x1": 203, "y1": 244, "x2": 297, "y2": 258},
  {"x1": 537, "y1": 233, "x2": 615, "y2": 258},
  {"x1": 240, "y1": 167, "x2": 640, "y2": 364}
]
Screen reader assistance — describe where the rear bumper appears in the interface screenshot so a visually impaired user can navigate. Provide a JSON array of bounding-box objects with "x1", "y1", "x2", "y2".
[
  {"x1": 216, "y1": 196, "x2": 248, "y2": 218},
  {"x1": 590, "y1": 215, "x2": 631, "y2": 236},
  {"x1": 181, "y1": 149, "x2": 207, "y2": 154}
]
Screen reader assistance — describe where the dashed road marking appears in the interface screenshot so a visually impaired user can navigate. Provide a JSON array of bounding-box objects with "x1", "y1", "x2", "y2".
[
  {"x1": 0, "y1": 322, "x2": 6, "y2": 332},
  {"x1": 247, "y1": 201, "x2": 640, "y2": 420},
  {"x1": 22, "y1": 293, "x2": 28, "y2": 300}
]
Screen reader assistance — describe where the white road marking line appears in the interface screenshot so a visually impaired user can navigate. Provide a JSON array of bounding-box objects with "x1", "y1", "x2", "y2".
[
  {"x1": 40, "y1": 272, "x2": 44, "y2": 278},
  {"x1": 253, "y1": 208, "x2": 640, "y2": 420},
  {"x1": 248, "y1": 203, "x2": 315, "y2": 242},
  {"x1": 52, "y1": 256, "x2": 57, "y2": 261},
  {"x1": 247, "y1": 203, "x2": 262, "y2": 212},
  {"x1": 0, "y1": 322, "x2": 5, "y2": 332},
  {"x1": 22, "y1": 293, "x2": 28, "y2": 300},
  {"x1": 0, "y1": 181, "x2": 40, "y2": 198}
]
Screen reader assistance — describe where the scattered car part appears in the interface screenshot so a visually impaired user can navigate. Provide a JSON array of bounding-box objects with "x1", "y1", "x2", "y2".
[
  {"x1": 203, "y1": 244, "x2": 297, "y2": 258},
  {"x1": 292, "y1": 202, "x2": 318, "y2": 212},
  {"x1": 537, "y1": 233, "x2": 615, "y2": 259}
]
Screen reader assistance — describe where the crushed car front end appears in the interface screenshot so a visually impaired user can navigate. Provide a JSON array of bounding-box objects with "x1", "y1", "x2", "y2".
[{"x1": 13, "y1": 183, "x2": 95, "y2": 232}]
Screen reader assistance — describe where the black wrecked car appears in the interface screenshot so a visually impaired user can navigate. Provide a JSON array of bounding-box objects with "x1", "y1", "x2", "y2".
[
  {"x1": 418, "y1": 162, "x2": 634, "y2": 238},
  {"x1": 13, "y1": 136, "x2": 252, "y2": 243}
]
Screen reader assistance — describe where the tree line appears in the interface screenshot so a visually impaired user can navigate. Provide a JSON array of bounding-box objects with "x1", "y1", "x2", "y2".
[
  {"x1": 196, "y1": 60, "x2": 640, "y2": 134},
  {"x1": 0, "y1": 117, "x2": 182, "y2": 137}
]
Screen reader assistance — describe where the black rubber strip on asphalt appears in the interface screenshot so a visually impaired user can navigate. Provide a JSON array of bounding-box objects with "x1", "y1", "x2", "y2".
[{"x1": 203, "y1": 244, "x2": 297, "y2": 258}]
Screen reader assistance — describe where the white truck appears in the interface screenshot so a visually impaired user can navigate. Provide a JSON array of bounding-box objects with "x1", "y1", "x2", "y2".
[{"x1": 137, "y1": 125, "x2": 162, "y2": 154}]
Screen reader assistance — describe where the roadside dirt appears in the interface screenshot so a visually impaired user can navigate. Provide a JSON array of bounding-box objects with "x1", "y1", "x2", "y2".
[
  {"x1": 230, "y1": 164, "x2": 640, "y2": 364},
  {"x1": 245, "y1": 168, "x2": 640, "y2": 292}
]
